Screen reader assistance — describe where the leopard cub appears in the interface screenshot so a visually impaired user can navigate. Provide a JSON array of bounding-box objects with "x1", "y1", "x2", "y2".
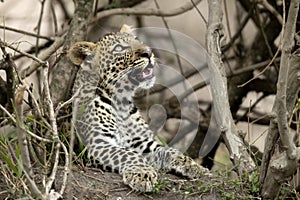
[{"x1": 68, "y1": 24, "x2": 209, "y2": 192}]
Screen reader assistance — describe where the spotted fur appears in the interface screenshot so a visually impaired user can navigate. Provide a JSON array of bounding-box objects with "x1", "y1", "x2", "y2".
[{"x1": 69, "y1": 25, "x2": 209, "y2": 192}]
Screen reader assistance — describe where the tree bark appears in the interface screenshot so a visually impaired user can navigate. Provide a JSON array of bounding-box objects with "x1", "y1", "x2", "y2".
[
  {"x1": 50, "y1": 0, "x2": 94, "y2": 106},
  {"x1": 206, "y1": 0, "x2": 256, "y2": 175},
  {"x1": 260, "y1": 1, "x2": 300, "y2": 198}
]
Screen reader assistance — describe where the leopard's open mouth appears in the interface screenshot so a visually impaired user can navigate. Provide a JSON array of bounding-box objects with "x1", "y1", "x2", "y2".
[{"x1": 130, "y1": 64, "x2": 154, "y2": 82}]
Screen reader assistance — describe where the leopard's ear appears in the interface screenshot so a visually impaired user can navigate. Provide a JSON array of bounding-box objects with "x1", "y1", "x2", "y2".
[
  {"x1": 120, "y1": 24, "x2": 134, "y2": 34},
  {"x1": 68, "y1": 41, "x2": 97, "y2": 65}
]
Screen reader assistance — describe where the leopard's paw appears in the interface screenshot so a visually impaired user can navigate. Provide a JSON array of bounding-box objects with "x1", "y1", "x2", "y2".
[
  {"x1": 122, "y1": 165, "x2": 158, "y2": 192},
  {"x1": 169, "y1": 155, "x2": 211, "y2": 178}
]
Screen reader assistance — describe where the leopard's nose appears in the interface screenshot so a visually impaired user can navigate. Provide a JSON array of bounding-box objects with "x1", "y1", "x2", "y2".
[{"x1": 140, "y1": 49, "x2": 152, "y2": 58}]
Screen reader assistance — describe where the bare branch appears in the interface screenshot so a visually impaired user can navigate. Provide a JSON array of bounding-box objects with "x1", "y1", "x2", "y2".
[
  {"x1": 0, "y1": 40, "x2": 46, "y2": 65},
  {"x1": 0, "y1": 104, "x2": 16, "y2": 123},
  {"x1": 222, "y1": 10, "x2": 252, "y2": 52},
  {"x1": 95, "y1": 0, "x2": 202, "y2": 20},
  {"x1": 15, "y1": 84, "x2": 45, "y2": 198},
  {"x1": 276, "y1": 0, "x2": 298, "y2": 159},
  {"x1": 61, "y1": 97, "x2": 81, "y2": 196},
  {"x1": 15, "y1": 84, "x2": 32, "y2": 175},
  {"x1": 261, "y1": 0, "x2": 283, "y2": 25},
  {"x1": 50, "y1": 0, "x2": 94, "y2": 106},
  {"x1": 154, "y1": 0, "x2": 187, "y2": 92},
  {"x1": 238, "y1": 46, "x2": 281, "y2": 88},
  {"x1": 206, "y1": 0, "x2": 255, "y2": 174},
  {"x1": 21, "y1": 36, "x2": 65, "y2": 78},
  {"x1": 58, "y1": 141, "x2": 69, "y2": 195},
  {"x1": 0, "y1": 25, "x2": 52, "y2": 41},
  {"x1": 260, "y1": 0, "x2": 300, "y2": 198},
  {"x1": 191, "y1": 0, "x2": 207, "y2": 24},
  {"x1": 54, "y1": 85, "x2": 82, "y2": 117},
  {"x1": 1, "y1": 95, "x2": 51, "y2": 143},
  {"x1": 34, "y1": 0, "x2": 46, "y2": 56},
  {"x1": 42, "y1": 63, "x2": 62, "y2": 194}
]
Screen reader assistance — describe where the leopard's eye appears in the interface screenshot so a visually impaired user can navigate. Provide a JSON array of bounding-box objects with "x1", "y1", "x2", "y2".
[{"x1": 112, "y1": 44, "x2": 128, "y2": 52}]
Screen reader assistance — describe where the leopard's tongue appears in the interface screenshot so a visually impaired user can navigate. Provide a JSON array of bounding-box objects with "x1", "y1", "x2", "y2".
[{"x1": 142, "y1": 67, "x2": 153, "y2": 79}]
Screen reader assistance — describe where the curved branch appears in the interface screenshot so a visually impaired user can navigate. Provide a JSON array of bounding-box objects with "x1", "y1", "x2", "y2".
[{"x1": 95, "y1": 0, "x2": 202, "y2": 20}]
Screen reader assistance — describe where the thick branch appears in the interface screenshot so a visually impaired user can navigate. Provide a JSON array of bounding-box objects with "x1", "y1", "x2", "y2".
[
  {"x1": 275, "y1": 1, "x2": 298, "y2": 158},
  {"x1": 286, "y1": 52, "x2": 300, "y2": 114},
  {"x1": 206, "y1": 0, "x2": 255, "y2": 174},
  {"x1": 260, "y1": 1, "x2": 300, "y2": 198},
  {"x1": 50, "y1": 0, "x2": 94, "y2": 106}
]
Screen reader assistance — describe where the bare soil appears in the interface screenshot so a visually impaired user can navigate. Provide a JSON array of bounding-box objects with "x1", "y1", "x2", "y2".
[
  {"x1": 0, "y1": 165, "x2": 262, "y2": 199},
  {"x1": 54, "y1": 167, "x2": 238, "y2": 200}
]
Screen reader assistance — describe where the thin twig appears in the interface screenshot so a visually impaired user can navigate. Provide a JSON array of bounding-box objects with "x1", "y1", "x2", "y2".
[
  {"x1": 0, "y1": 101, "x2": 53, "y2": 144},
  {"x1": 26, "y1": 88, "x2": 52, "y2": 128},
  {"x1": 191, "y1": 0, "x2": 207, "y2": 24},
  {"x1": 0, "y1": 25, "x2": 52, "y2": 41},
  {"x1": 94, "y1": 0, "x2": 202, "y2": 20},
  {"x1": 231, "y1": 57, "x2": 280, "y2": 77},
  {"x1": 237, "y1": 46, "x2": 280, "y2": 88},
  {"x1": 222, "y1": 9, "x2": 252, "y2": 52},
  {"x1": 223, "y1": 0, "x2": 232, "y2": 40},
  {"x1": 58, "y1": 141, "x2": 70, "y2": 195},
  {"x1": 50, "y1": 1, "x2": 59, "y2": 34},
  {"x1": 261, "y1": 0, "x2": 283, "y2": 25},
  {"x1": 26, "y1": 129, "x2": 53, "y2": 143},
  {"x1": 0, "y1": 104, "x2": 16, "y2": 123},
  {"x1": 256, "y1": 4, "x2": 277, "y2": 67},
  {"x1": 0, "y1": 40, "x2": 46, "y2": 65},
  {"x1": 42, "y1": 63, "x2": 62, "y2": 194},
  {"x1": 15, "y1": 84, "x2": 33, "y2": 176},
  {"x1": 235, "y1": 94, "x2": 266, "y2": 123},
  {"x1": 54, "y1": 86, "x2": 82, "y2": 117},
  {"x1": 21, "y1": 36, "x2": 65, "y2": 78},
  {"x1": 62, "y1": 97, "x2": 80, "y2": 196},
  {"x1": 35, "y1": 0, "x2": 46, "y2": 56},
  {"x1": 15, "y1": 84, "x2": 44, "y2": 198},
  {"x1": 34, "y1": 0, "x2": 46, "y2": 93},
  {"x1": 153, "y1": 0, "x2": 187, "y2": 93}
]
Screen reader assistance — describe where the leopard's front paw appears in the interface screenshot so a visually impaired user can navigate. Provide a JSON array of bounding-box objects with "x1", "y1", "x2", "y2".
[
  {"x1": 122, "y1": 165, "x2": 158, "y2": 192},
  {"x1": 169, "y1": 155, "x2": 210, "y2": 178}
]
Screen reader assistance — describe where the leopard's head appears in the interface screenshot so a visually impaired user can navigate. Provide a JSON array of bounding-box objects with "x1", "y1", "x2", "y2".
[{"x1": 68, "y1": 24, "x2": 156, "y2": 92}]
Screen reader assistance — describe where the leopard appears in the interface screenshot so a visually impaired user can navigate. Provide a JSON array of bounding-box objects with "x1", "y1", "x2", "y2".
[{"x1": 68, "y1": 24, "x2": 209, "y2": 192}]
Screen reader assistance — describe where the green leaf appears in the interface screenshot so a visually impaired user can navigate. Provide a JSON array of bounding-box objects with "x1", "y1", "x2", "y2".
[
  {"x1": 0, "y1": 151, "x2": 18, "y2": 175},
  {"x1": 157, "y1": 135, "x2": 168, "y2": 147}
]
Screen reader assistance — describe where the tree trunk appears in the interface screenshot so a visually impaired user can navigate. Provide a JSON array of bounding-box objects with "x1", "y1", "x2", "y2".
[
  {"x1": 260, "y1": 1, "x2": 300, "y2": 198},
  {"x1": 206, "y1": 0, "x2": 256, "y2": 175}
]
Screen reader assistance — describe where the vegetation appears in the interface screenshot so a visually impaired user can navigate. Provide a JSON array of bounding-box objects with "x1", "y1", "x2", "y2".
[{"x1": 0, "y1": 0, "x2": 299, "y2": 199}]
